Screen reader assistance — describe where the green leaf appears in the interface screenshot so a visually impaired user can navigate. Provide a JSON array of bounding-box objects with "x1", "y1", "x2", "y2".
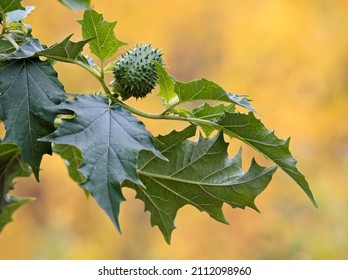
[
  {"x1": 77, "y1": 10, "x2": 126, "y2": 62},
  {"x1": 0, "y1": 196, "x2": 34, "y2": 232},
  {"x1": 58, "y1": 0, "x2": 91, "y2": 11},
  {"x1": 0, "y1": 58, "x2": 67, "y2": 179},
  {"x1": 40, "y1": 95, "x2": 164, "y2": 231},
  {"x1": 52, "y1": 144, "x2": 86, "y2": 184},
  {"x1": 219, "y1": 112, "x2": 317, "y2": 207},
  {"x1": 192, "y1": 102, "x2": 235, "y2": 120},
  {"x1": 0, "y1": 141, "x2": 33, "y2": 232},
  {"x1": 174, "y1": 78, "x2": 256, "y2": 112},
  {"x1": 0, "y1": 0, "x2": 24, "y2": 14},
  {"x1": 36, "y1": 34, "x2": 92, "y2": 62},
  {"x1": 0, "y1": 35, "x2": 90, "y2": 62},
  {"x1": 129, "y1": 125, "x2": 277, "y2": 243},
  {"x1": 154, "y1": 61, "x2": 177, "y2": 104},
  {"x1": 6, "y1": 6, "x2": 35, "y2": 24},
  {"x1": 0, "y1": 142, "x2": 32, "y2": 207},
  {"x1": 191, "y1": 103, "x2": 236, "y2": 136},
  {"x1": 76, "y1": 54, "x2": 97, "y2": 69},
  {"x1": 0, "y1": 39, "x2": 16, "y2": 58},
  {"x1": 1, "y1": 37, "x2": 43, "y2": 60}
]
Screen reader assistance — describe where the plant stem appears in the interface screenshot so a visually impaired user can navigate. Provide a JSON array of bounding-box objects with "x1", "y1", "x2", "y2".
[
  {"x1": 114, "y1": 99, "x2": 221, "y2": 130},
  {"x1": 99, "y1": 75, "x2": 112, "y2": 96},
  {"x1": 160, "y1": 100, "x2": 181, "y2": 115},
  {"x1": 72, "y1": 60, "x2": 111, "y2": 95},
  {"x1": 2, "y1": 34, "x2": 19, "y2": 50},
  {"x1": 99, "y1": 60, "x2": 112, "y2": 96}
]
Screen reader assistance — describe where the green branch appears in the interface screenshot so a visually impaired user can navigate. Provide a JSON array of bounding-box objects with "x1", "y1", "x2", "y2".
[
  {"x1": 68, "y1": 59, "x2": 111, "y2": 95},
  {"x1": 2, "y1": 34, "x2": 19, "y2": 50},
  {"x1": 114, "y1": 99, "x2": 221, "y2": 129}
]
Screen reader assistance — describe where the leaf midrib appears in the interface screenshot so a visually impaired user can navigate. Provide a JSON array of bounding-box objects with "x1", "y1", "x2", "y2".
[{"x1": 137, "y1": 169, "x2": 270, "y2": 188}]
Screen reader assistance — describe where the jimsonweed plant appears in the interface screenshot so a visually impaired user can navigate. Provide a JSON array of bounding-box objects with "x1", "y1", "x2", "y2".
[{"x1": 0, "y1": 0, "x2": 316, "y2": 243}]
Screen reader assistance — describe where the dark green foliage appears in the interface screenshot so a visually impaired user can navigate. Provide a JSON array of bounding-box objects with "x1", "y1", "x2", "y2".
[
  {"x1": 0, "y1": 0, "x2": 316, "y2": 242},
  {"x1": 130, "y1": 126, "x2": 277, "y2": 243},
  {"x1": 40, "y1": 95, "x2": 165, "y2": 231},
  {"x1": 0, "y1": 141, "x2": 33, "y2": 232},
  {"x1": 0, "y1": 58, "x2": 67, "y2": 179}
]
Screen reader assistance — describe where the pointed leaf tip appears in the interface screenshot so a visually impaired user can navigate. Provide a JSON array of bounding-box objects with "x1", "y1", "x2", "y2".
[
  {"x1": 219, "y1": 112, "x2": 316, "y2": 206},
  {"x1": 36, "y1": 34, "x2": 93, "y2": 62},
  {"x1": 40, "y1": 95, "x2": 164, "y2": 232},
  {"x1": 130, "y1": 125, "x2": 276, "y2": 243},
  {"x1": 77, "y1": 9, "x2": 126, "y2": 61},
  {"x1": 0, "y1": 58, "x2": 67, "y2": 179}
]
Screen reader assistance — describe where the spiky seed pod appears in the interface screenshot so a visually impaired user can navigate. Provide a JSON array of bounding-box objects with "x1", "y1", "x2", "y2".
[{"x1": 112, "y1": 44, "x2": 163, "y2": 100}]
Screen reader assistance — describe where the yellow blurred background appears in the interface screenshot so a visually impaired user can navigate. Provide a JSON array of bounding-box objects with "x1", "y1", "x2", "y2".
[{"x1": 1, "y1": 0, "x2": 348, "y2": 259}]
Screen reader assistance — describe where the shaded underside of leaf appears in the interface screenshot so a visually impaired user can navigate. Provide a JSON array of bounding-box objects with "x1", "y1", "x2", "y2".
[
  {"x1": 0, "y1": 141, "x2": 33, "y2": 232},
  {"x1": 40, "y1": 94, "x2": 164, "y2": 231},
  {"x1": 219, "y1": 112, "x2": 317, "y2": 207},
  {"x1": 0, "y1": 58, "x2": 67, "y2": 179},
  {"x1": 128, "y1": 125, "x2": 276, "y2": 243},
  {"x1": 0, "y1": 142, "x2": 32, "y2": 208}
]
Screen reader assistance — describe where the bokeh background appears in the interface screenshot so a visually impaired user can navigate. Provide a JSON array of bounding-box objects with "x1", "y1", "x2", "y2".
[{"x1": 1, "y1": 0, "x2": 348, "y2": 259}]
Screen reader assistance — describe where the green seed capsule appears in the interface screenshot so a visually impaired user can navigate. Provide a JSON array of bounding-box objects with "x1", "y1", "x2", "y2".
[{"x1": 112, "y1": 44, "x2": 163, "y2": 100}]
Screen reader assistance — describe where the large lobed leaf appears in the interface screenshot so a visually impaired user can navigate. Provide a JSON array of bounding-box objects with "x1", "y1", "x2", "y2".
[
  {"x1": 0, "y1": 141, "x2": 33, "y2": 232},
  {"x1": 77, "y1": 10, "x2": 126, "y2": 62},
  {"x1": 0, "y1": 58, "x2": 67, "y2": 179},
  {"x1": 219, "y1": 112, "x2": 317, "y2": 207},
  {"x1": 155, "y1": 63, "x2": 315, "y2": 207},
  {"x1": 40, "y1": 95, "x2": 164, "y2": 231},
  {"x1": 129, "y1": 125, "x2": 277, "y2": 243}
]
